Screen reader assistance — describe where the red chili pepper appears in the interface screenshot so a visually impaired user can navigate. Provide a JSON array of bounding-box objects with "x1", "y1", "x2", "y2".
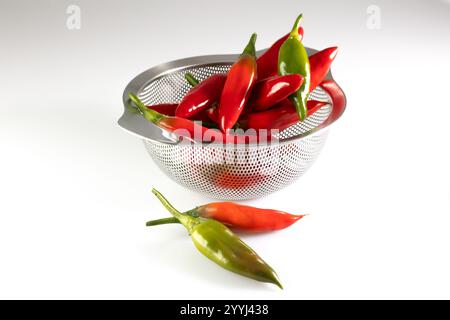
[
  {"x1": 146, "y1": 103, "x2": 178, "y2": 116},
  {"x1": 309, "y1": 47, "x2": 338, "y2": 92},
  {"x1": 247, "y1": 74, "x2": 304, "y2": 112},
  {"x1": 189, "y1": 203, "x2": 304, "y2": 232},
  {"x1": 241, "y1": 99, "x2": 327, "y2": 132},
  {"x1": 319, "y1": 79, "x2": 346, "y2": 123},
  {"x1": 130, "y1": 93, "x2": 268, "y2": 144},
  {"x1": 146, "y1": 102, "x2": 212, "y2": 124},
  {"x1": 130, "y1": 93, "x2": 215, "y2": 142},
  {"x1": 218, "y1": 34, "x2": 258, "y2": 132},
  {"x1": 182, "y1": 73, "x2": 220, "y2": 125},
  {"x1": 257, "y1": 27, "x2": 304, "y2": 80},
  {"x1": 147, "y1": 202, "x2": 305, "y2": 232},
  {"x1": 175, "y1": 73, "x2": 227, "y2": 118},
  {"x1": 212, "y1": 170, "x2": 266, "y2": 190}
]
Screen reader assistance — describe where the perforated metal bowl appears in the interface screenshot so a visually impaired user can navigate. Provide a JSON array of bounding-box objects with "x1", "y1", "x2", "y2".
[{"x1": 119, "y1": 48, "x2": 346, "y2": 200}]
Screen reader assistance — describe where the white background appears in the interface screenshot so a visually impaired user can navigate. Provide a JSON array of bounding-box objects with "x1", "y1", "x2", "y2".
[{"x1": 1, "y1": 0, "x2": 449, "y2": 299}]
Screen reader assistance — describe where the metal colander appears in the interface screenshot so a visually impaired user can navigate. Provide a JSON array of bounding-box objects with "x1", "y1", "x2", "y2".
[{"x1": 119, "y1": 48, "x2": 346, "y2": 200}]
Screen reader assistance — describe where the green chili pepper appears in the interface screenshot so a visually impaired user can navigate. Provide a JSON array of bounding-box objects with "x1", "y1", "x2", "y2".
[
  {"x1": 151, "y1": 188, "x2": 283, "y2": 289},
  {"x1": 278, "y1": 13, "x2": 310, "y2": 121}
]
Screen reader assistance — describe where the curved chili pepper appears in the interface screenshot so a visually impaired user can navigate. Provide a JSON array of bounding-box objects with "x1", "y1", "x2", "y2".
[
  {"x1": 247, "y1": 74, "x2": 304, "y2": 112},
  {"x1": 150, "y1": 106, "x2": 213, "y2": 127},
  {"x1": 146, "y1": 103, "x2": 178, "y2": 116},
  {"x1": 130, "y1": 92, "x2": 212, "y2": 143},
  {"x1": 278, "y1": 14, "x2": 310, "y2": 121},
  {"x1": 150, "y1": 189, "x2": 282, "y2": 288},
  {"x1": 319, "y1": 79, "x2": 347, "y2": 125},
  {"x1": 309, "y1": 47, "x2": 339, "y2": 92},
  {"x1": 243, "y1": 79, "x2": 346, "y2": 132},
  {"x1": 257, "y1": 27, "x2": 304, "y2": 80},
  {"x1": 218, "y1": 33, "x2": 258, "y2": 132},
  {"x1": 147, "y1": 102, "x2": 213, "y2": 124},
  {"x1": 176, "y1": 73, "x2": 227, "y2": 118},
  {"x1": 241, "y1": 99, "x2": 327, "y2": 132},
  {"x1": 147, "y1": 202, "x2": 304, "y2": 232},
  {"x1": 130, "y1": 93, "x2": 266, "y2": 143}
]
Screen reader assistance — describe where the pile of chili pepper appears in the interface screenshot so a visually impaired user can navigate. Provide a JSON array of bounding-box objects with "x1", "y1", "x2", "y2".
[
  {"x1": 129, "y1": 13, "x2": 340, "y2": 143},
  {"x1": 147, "y1": 188, "x2": 306, "y2": 289}
]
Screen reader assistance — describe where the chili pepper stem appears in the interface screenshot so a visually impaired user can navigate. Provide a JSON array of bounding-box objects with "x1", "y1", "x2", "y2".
[
  {"x1": 151, "y1": 188, "x2": 200, "y2": 233},
  {"x1": 290, "y1": 14, "x2": 303, "y2": 37},
  {"x1": 185, "y1": 73, "x2": 199, "y2": 87},
  {"x1": 129, "y1": 92, "x2": 164, "y2": 123},
  {"x1": 146, "y1": 217, "x2": 180, "y2": 226}
]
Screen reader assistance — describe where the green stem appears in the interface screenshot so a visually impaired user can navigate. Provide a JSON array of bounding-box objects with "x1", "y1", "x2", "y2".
[
  {"x1": 290, "y1": 13, "x2": 303, "y2": 37},
  {"x1": 185, "y1": 73, "x2": 199, "y2": 87},
  {"x1": 146, "y1": 217, "x2": 180, "y2": 226},
  {"x1": 151, "y1": 188, "x2": 199, "y2": 233},
  {"x1": 128, "y1": 92, "x2": 164, "y2": 123},
  {"x1": 241, "y1": 33, "x2": 257, "y2": 57}
]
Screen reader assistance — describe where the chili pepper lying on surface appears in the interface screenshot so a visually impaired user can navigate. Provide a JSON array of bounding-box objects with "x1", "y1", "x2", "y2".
[
  {"x1": 256, "y1": 27, "x2": 304, "y2": 80},
  {"x1": 218, "y1": 33, "x2": 258, "y2": 132},
  {"x1": 146, "y1": 201, "x2": 305, "y2": 232},
  {"x1": 176, "y1": 73, "x2": 227, "y2": 119},
  {"x1": 150, "y1": 188, "x2": 283, "y2": 288},
  {"x1": 309, "y1": 47, "x2": 339, "y2": 92},
  {"x1": 278, "y1": 14, "x2": 310, "y2": 121},
  {"x1": 247, "y1": 74, "x2": 304, "y2": 112},
  {"x1": 240, "y1": 99, "x2": 327, "y2": 132}
]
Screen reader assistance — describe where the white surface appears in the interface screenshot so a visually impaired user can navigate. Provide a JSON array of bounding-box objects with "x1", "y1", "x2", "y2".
[{"x1": 0, "y1": 0, "x2": 449, "y2": 299}]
